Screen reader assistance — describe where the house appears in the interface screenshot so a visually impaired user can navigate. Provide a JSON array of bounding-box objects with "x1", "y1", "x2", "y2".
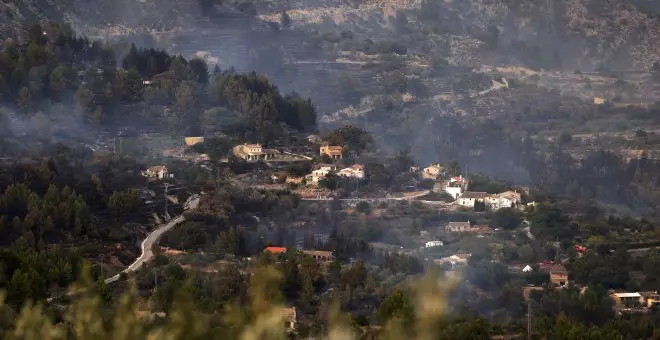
[
  {"x1": 498, "y1": 191, "x2": 522, "y2": 208},
  {"x1": 541, "y1": 264, "x2": 569, "y2": 287},
  {"x1": 280, "y1": 307, "x2": 297, "y2": 332},
  {"x1": 457, "y1": 192, "x2": 488, "y2": 207},
  {"x1": 338, "y1": 164, "x2": 365, "y2": 179},
  {"x1": 286, "y1": 176, "x2": 304, "y2": 184},
  {"x1": 307, "y1": 135, "x2": 323, "y2": 144},
  {"x1": 320, "y1": 144, "x2": 343, "y2": 159},
  {"x1": 184, "y1": 136, "x2": 204, "y2": 146},
  {"x1": 302, "y1": 250, "x2": 333, "y2": 262},
  {"x1": 593, "y1": 97, "x2": 607, "y2": 105},
  {"x1": 611, "y1": 292, "x2": 644, "y2": 308},
  {"x1": 485, "y1": 194, "x2": 499, "y2": 209},
  {"x1": 264, "y1": 247, "x2": 333, "y2": 262},
  {"x1": 449, "y1": 175, "x2": 469, "y2": 190},
  {"x1": 233, "y1": 143, "x2": 280, "y2": 161},
  {"x1": 472, "y1": 224, "x2": 492, "y2": 235},
  {"x1": 443, "y1": 182, "x2": 464, "y2": 200},
  {"x1": 423, "y1": 164, "x2": 445, "y2": 180},
  {"x1": 142, "y1": 165, "x2": 171, "y2": 180},
  {"x1": 645, "y1": 293, "x2": 660, "y2": 309},
  {"x1": 425, "y1": 240, "x2": 444, "y2": 248},
  {"x1": 307, "y1": 165, "x2": 337, "y2": 183},
  {"x1": 264, "y1": 247, "x2": 288, "y2": 254},
  {"x1": 436, "y1": 253, "x2": 471, "y2": 267},
  {"x1": 522, "y1": 265, "x2": 533, "y2": 273},
  {"x1": 446, "y1": 221, "x2": 472, "y2": 232},
  {"x1": 433, "y1": 178, "x2": 467, "y2": 200}
]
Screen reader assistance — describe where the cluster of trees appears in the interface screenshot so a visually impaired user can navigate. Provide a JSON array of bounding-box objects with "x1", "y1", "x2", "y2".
[
  {"x1": 0, "y1": 155, "x2": 156, "y2": 307},
  {"x1": 0, "y1": 246, "x2": 82, "y2": 308},
  {"x1": 0, "y1": 22, "x2": 317, "y2": 141},
  {"x1": 0, "y1": 183, "x2": 90, "y2": 247},
  {"x1": 324, "y1": 125, "x2": 374, "y2": 157}
]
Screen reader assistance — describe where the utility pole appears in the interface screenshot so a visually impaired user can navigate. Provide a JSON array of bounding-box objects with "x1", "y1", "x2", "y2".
[
  {"x1": 216, "y1": 167, "x2": 221, "y2": 191},
  {"x1": 164, "y1": 183, "x2": 170, "y2": 217},
  {"x1": 527, "y1": 299, "x2": 532, "y2": 340}
]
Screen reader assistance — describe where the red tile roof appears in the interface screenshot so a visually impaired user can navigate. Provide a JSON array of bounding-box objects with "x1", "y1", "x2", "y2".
[{"x1": 264, "y1": 247, "x2": 287, "y2": 254}]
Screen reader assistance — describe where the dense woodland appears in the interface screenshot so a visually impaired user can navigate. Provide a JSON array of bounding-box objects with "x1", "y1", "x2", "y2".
[{"x1": 0, "y1": 22, "x2": 317, "y2": 143}]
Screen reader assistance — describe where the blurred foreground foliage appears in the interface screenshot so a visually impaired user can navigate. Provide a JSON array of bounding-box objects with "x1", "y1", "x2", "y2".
[{"x1": 0, "y1": 262, "x2": 634, "y2": 340}]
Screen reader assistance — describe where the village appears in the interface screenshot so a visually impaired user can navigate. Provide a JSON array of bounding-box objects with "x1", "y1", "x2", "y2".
[{"x1": 133, "y1": 130, "x2": 660, "y2": 329}]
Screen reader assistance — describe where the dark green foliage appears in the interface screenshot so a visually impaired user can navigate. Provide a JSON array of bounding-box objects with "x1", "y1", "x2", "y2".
[
  {"x1": 326, "y1": 125, "x2": 374, "y2": 156},
  {"x1": 378, "y1": 289, "x2": 414, "y2": 325},
  {"x1": 0, "y1": 246, "x2": 82, "y2": 307},
  {"x1": 490, "y1": 208, "x2": 523, "y2": 230},
  {"x1": 0, "y1": 22, "x2": 316, "y2": 140},
  {"x1": 318, "y1": 172, "x2": 340, "y2": 191},
  {"x1": 108, "y1": 188, "x2": 141, "y2": 218}
]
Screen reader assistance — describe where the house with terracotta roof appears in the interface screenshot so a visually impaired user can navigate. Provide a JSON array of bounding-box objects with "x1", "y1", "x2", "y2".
[
  {"x1": 320, "y1": 144, "x2": 343, "y2": 159},
  {"x1": 457, "y1": 191, "x2": 488, "y2": 207},
  {"x1": 540, "y1": 264, "x2": 569, "y2": 287},
  {"x1": 264, "y1": 246, "x2": 288, "y2": 254},
  {"x1": 280, "y1": 307, "x2": 298, "y2": 332},
  {"x1": 449, "y1": 175, "x2": 470, "y2": 190}
]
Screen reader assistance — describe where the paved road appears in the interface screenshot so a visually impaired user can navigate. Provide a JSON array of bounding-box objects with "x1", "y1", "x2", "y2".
[
  {"x1": 47, "y1": 194, "x2": 200, "y2": 303},
  {"x1": 106, "y1": 194, "x2": 200, "y2": 283},
  {"x1": 105, "y1": 215, "x2": 186, "y2": 283}
]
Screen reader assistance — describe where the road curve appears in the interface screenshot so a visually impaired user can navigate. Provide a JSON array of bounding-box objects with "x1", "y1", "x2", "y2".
[
  {"x1": 47, "y1": 195, "x2": 200, "y2": 302},
  {"x1": 105, "y1": 215, "x2": 186, "y2": 283}
]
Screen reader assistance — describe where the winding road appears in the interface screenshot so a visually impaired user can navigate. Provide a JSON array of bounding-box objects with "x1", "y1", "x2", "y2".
[{"x1": 47, "y1": 194, "x2": 200, "y2": 303}]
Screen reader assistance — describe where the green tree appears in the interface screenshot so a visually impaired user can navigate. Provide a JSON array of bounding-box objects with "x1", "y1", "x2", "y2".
[
  {"x1": 378, "y1": 289, "x2": 414, "y2": 325},
  {"x1": 108, "y1": 189, "x2": 141, "y2": 218},
  {"x1": 446, "y1": 160, "x2": 462, "y2": 177},
  {"x1": 326, "y1": 125, "x2": 374, "y2": 155}
]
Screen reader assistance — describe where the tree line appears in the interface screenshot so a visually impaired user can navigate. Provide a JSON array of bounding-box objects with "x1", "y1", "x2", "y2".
[{"x1": 0, "y1": 22, "x2": 317, "y2": 141}]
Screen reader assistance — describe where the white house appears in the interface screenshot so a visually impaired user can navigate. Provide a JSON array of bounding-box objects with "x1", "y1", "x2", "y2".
[
  {"x1": 457, "y1": 192, "x2": 488, "y2": 207},
  {"x1": 142, "y1": 165, "x2": 171, "y2": 180},
  {"x1": 436, "y1": 253, "x2": 471, "y2": 267},
  {"x1": 425, "y1": 241, "x2": 444, "y2": 248},
  {"x1": 522, "y1": 265, "x2": 533, "y2": 273},
  {"x1": 338, "y1": 164, "x2": 365, "y2": 179},
  {"x1": 444, "y1": 185, "x2": 463, "y2": 200},
  {"x1": 307, "y1": 165, "x2": 337, "y2": 183},
  {"x1": 498, "y1": 191, "x2": 522, "y2": 208}
]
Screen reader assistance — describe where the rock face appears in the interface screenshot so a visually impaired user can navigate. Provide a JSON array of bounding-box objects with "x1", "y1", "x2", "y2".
[
  {"x1": 4, "y1": 0, "x2": 660, "y2": 70},
  {"x1": 0, "y1": 0, "x2": 250, "y2": 39}
]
